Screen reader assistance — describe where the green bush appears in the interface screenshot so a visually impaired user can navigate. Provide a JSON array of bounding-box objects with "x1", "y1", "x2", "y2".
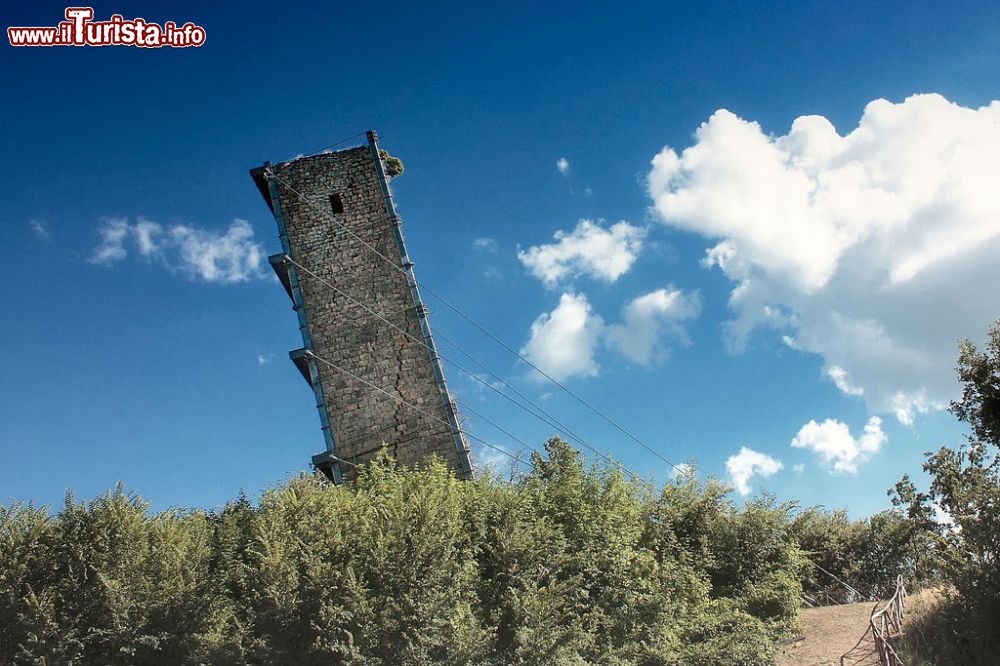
[
  {"x1": 0, "y1": 440, "x2": 804, "y2": 665},
  {"x1": 379, "y1": 149, "x2": 404, "y2": 177}
]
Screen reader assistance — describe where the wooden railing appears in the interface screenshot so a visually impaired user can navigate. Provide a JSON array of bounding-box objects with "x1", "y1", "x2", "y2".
[{"x1": 870, "y1": 575, "x2": 907, "y2": 666}]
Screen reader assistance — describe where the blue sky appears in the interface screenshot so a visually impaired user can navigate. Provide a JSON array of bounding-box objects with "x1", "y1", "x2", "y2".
[{"x1": 3, "y1": 1, "x2": 999, "y2": 516}]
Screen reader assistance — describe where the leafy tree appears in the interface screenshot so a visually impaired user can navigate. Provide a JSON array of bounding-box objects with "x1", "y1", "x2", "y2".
[{"x1": 892, "y1": 319, "x2": 1000, "y2": 664}]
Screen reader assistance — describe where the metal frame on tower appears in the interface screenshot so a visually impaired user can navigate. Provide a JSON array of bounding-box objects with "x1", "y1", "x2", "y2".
[
  {"x1": 252, "y1": 161, "x2": 343, "y2": 483},
  {"x1": 366, "y1": 130, "x2": 474, "y2": 478}
]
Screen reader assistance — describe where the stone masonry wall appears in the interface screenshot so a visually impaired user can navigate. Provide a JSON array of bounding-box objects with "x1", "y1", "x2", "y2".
[{"x1": 269, "y1": 144, "x2": 471, "y2": 480}]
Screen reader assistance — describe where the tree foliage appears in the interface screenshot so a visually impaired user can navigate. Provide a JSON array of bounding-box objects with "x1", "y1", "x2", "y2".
[
  {"x1": 0, "y1": 440, "x2": 806, "y2": 665},
  {"x1": 891, "y1": 319, "x2": 1000, "y2": 664}
]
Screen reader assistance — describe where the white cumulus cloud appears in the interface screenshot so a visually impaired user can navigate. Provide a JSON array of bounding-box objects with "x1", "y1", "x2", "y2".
[
  {"x1": 790, "y1": 416, "x2": 887, "y2": 473},
  {"x1": 518, "y1": 219, "x2": 647, "y2": 287},
  {"x1": 605, "y1": 287, "x2": 701, "y2": 364},
  {"x1": 521, "y1": 292, "x2": 604, "y2": 381},
  {"x1": 726, "y1": 446, "x2": 783, "y2": 495},
  {"x1": 647, "y1": 94, "x2": 1000, "y2": 423},
  {"x1": 556, "y1": 157, "x2": 570, "y2": 175},
  {"x1": 90, "y1": 218, "x2": 267, "y2": 283}
]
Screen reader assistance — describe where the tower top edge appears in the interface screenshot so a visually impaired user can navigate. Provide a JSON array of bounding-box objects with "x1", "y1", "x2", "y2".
[
  {"x1": 256, "y1": 130, "x2": 382, "y2": 171},
  {"x1": 271, "y1": 143, "x2": 372, "y2": 169}
]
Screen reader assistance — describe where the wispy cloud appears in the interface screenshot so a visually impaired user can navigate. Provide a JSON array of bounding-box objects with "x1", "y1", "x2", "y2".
[
  {"x1": 605, "y1": 287, "x2": 701, "y2": 365},
  {"x1": 481, "y1": 265, "x2": 503, "y2": 280},
  {"x1": 458, "y1": 372, "x2": 508, "y2": 401},
  {"x1": 556, "y1": 157, "x2": 570, "y2": 175},
  {"x1": 29, "y1": 220, "x2": 51, "y2": 239},
  {"x1": 91, "y1": 218, "x2": 130, "y2": 265},
  {"x1": 473, "y1": 237, "x2": 499, "y2": 253},
  {"x1": 257, "y1": 353, "x2": 274, "y2": 366},
  {"x1": 90, "y1": 217, "x2": 267, "y2": 283},
  {"x1": 472, "y1": 237, "x2": 502, "y2": 279},
  {"x1": 827, "y1": 365, "x2": 864, "y2": 397}
]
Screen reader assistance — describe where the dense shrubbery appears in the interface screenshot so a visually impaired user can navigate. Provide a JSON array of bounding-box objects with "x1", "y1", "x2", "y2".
[
  {"x1": 0, "y1": 439, "x2": 805, "y2": 665},
  {"x1": 790, "y1": 505, "x2": 937, "y2": 604}
]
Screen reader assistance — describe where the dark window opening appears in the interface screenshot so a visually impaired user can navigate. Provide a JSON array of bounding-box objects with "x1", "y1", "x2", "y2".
[{"x1": 329, "y1": 193, "x2": 344, "y2": 215}]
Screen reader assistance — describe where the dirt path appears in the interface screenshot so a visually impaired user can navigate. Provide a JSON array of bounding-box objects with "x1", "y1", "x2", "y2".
[{"x1": 778, "y1": 601, "x2": 880, "y2": 666}]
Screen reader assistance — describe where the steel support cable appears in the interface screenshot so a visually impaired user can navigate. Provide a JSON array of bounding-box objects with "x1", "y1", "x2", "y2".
[
  {"x1": 263, "y1": 167, "x2": 690, "y2": 479},
  {"x1": 451, "y1": 369, "x2": 655, "y2": 490},
  {"x1": 418, "y1": 294, "x2": 691, "y2": 478},
  {"x1": 430, "y1": 326, "x2": 655, "y2": 485},
  {"x1": 285, "y1": 257, "x2": 653, "y2": 488},
  {"x1": 454, "y1": 397, "x2": 552, "y2": 463},
  {"x1": 310, "y1": 132, "x2": 369, "y2": 156}
]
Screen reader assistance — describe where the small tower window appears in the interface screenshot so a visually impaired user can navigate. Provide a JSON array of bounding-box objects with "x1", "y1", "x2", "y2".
[{"x1": 329, "y1": 193, "x2": 344, "y2": 215}]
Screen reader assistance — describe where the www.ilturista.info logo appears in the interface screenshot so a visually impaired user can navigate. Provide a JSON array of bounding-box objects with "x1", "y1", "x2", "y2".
[{"x1": 8, "y1": 7, "x2": 205, "y2": 48}]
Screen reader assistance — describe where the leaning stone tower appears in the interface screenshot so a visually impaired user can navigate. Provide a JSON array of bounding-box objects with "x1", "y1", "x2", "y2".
[{"x1": 250, "y1": 132, "x2": 473, "y2": 482}]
